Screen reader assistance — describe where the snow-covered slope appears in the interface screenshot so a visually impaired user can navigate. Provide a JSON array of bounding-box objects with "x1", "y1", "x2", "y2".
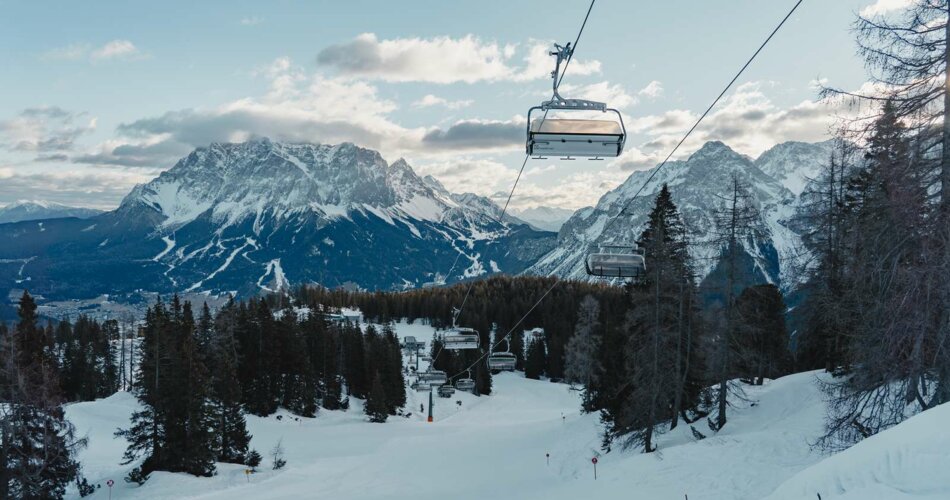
[
  {"x1": 0, "y1": 140, "x2": 554, "y2": 299},
  {"x1": 65, "y1": 317, "x2": 949, "y2": 500},
  {"x1": 0, "y1": 200, "x2": 101, "y2": 223},
  {"x1": 528, "y1": 140, "x2": 834, "y2": 291},
  {"x1": 766, "y1": 401, "x2": 950, "y2": 500}
]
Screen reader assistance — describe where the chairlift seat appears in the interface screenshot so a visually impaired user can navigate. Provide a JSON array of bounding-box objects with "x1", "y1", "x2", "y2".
[
  {"x1": 455, "y1": 378, "x2": 476, "y2": 391},
  {"x1": 437, "y1": 384, "x2": 456, "y2": 398},
  {"x1": 412, "y1": 382, "x2": 430, "y2": 392},
  {"x1": 585, "y1": 245, "x2": 646, "y2": 278},
  {"x1": 419, "y1": 369, "x2": 447, "y2": 386},
  {"x1": 443, "y1": 327, "x2": 480, "y2": 350},
  {"x1": 487, "y1": 352, "x2": 517, "y2": 371},
  {"x1": 527, "y1": 118, "x2": 624, "y2": 158}
]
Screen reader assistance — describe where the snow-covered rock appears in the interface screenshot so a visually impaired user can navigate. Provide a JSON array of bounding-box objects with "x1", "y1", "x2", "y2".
[
  {"x1": 0, "y1": 200, "x2": 101, "y2": 224},
  {"x1": 528, "y1": 140, "x2": 832, "y2": 292},
  {"x1": 0, "y1": 139, "x2": 554, "y2": 299}
]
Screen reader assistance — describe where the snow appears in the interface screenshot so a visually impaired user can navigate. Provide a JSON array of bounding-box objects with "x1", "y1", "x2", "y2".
[
  {"x1": 396, "y1": 194, "x2": 444, "y2": 223},
  {"x1": 185, "y1": 237, "x2": 257, "y2": 292},
  {"x1": 152, "y1": 236, "x2": 176, "y2": 261},
  {"x1": 765, "y1": 402, "x2": 950, "y2": 500},
  {"x1": 145, "y1": 180, "x2": 213, "y2": 229},
  {"x1": 257, "y1": 259, "x2": 290, "y2": 293},
  {"x1": 63, "y1": 317, "x2": 949, "y2": 500}
]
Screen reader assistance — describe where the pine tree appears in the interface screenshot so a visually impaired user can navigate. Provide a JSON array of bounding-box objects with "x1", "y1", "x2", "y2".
[
  {"x1": 0, "y1": 292, "x2": 88, "y2": 499},
  {"x1": 117, "y1": 296, "x2": 217, "y2": 483},
  {"x1": 210, "y1": 301, "x2": 254, "y2": 465},
  {"x1": 734, "y1": 285, "x2": 791, "y2": 384},
  {"x1": 617, "y1": 184, "x2": 696, "y2": 452},
  {"x1": 524, "y1": 336, "x2": 546, "y2": 380},
  {"x1": 564, "y1": 295, "x2": 602, "y2": 411},
  {"x1": 364, "y1": 373, "x2": 388, "y2": 423}
]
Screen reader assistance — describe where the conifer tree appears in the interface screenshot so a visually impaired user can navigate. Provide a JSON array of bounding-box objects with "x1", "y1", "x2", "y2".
[
  {"x1": 524, "y1": 336, "x2": 546, "y2": 380},
  {"x1": 0, "y1": 292, "x2": 89, "y2": 499},
  {"x1": 364, "y1": 373, "x2": 388, "y2": 423},
  {"x1": 617, "y1": 184, "x2": 696, "y2": 452},
  {"x1": 117, "y1": 296, "x2": 216, "y2": 483},
  {"x1": 210, "y1": 301, "x2": 254, "y2": 465},
  {"x1": 565, "y1": 295, "x2": 603, "y2": 411}
]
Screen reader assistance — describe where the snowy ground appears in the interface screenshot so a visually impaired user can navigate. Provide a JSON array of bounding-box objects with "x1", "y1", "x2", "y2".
[{"x1": 64, "y1": 320, "x2": 949, "y2": 499}]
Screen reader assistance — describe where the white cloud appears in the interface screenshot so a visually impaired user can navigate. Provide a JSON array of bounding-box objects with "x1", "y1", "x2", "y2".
[
  {"x1": 624, "y1": 81, "x2": 870, "y2": 161},
  {"x1": 496, "y1": 169, "x2": 628, "y2": 211},
  {"x1": 316, "y1": 34, "x2": 600, "y2": 84},
  {"x1": 638, "y1": 80, "x2": 664, "y2": 98},
  {"x1": 860, "y1": 0, "x2": 916, "y2": 17},
  {"x1": 414, "y1": 157, "x2": 518, "y2": 198},
  {"x1": 412, "y1": 94, "x2": 473, "y2": 110},
  {"x1": 240, "y1": 16, "x2": 263, "y2": 26},
  {"x1": 42, "y1": 40, "x2": 143, "y2": 62},
  {"x1": 90, "y1": 40, "x2": 140, "y2": 61},
  {"x1": 514, "y1": 41, "x2": 602, "y2": 82},
  {"x1": 0, "y1": 107, "x2": 96, "y2": 155},
  {"x1": 557, "y1": 81, "x2": 637, "y2": 108}
]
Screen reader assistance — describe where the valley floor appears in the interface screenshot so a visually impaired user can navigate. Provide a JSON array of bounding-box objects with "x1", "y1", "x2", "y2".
[{"x1": 64, "y1": 321, "x2": 949, "y2": 500}]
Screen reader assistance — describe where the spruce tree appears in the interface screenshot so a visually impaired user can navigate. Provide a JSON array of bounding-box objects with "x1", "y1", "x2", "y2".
[
  {"x1": 618, "y1": 184, "x2": 696, "y2": 452},
  {"x1": 210, "y1": 301, "x2": 254, "y2": 465},
  {"x1": 364, "y1": 373, "x2": 388, "y2": 423},
  {"x1": 0, "y1": 292, "x2": 88, "y2": 499},
  {"x1": 565, "y1": 295, "x2": 603, "y2": 411},
  {"x1": 524, "y1": 337, "x2": 546, "y2": 380},
  {"x1": 117, "y1": 296, "x2": 217, "y2": 483}
]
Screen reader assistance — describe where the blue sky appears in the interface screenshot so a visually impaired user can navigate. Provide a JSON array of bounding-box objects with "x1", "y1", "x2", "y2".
[{"x1": 0, "y1": 0, "x2": 904, "y2": 210}]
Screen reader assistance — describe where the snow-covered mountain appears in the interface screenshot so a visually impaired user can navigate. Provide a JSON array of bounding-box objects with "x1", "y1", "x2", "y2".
[
  {"x1": 510, "y1": 206, "x2": 574, "y2": 232},
  {"x1": 0, "y1": 200, "x2": 101, "y2": 224},
  {"x1": 528, "y1": 140, "x2": 832, "y2": 292},
  {"x1": 0, "y1": 139, "x2": 554, "y2": 300}
]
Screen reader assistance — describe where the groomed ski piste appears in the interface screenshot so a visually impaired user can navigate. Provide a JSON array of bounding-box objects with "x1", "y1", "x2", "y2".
[{"x1": 65, "y1": 320, "x2": 950, "y2": 500}]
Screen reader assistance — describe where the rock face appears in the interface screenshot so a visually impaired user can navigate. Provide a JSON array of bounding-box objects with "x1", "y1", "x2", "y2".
[
  {"x1": 527, "y1": 140, "x2": 834, "y2": 293},
  {"x1": 0, "y1": 139, "x2": 555, "y2": 300}
]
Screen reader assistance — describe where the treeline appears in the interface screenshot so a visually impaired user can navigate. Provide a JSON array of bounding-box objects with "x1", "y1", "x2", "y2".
[
  {"x1": 295, "y1": 185, "x2": 793, "y2": 454},
  {"x1": 792, "y1": 1, "x2": 950, "y2": 450},
  {"x1": 0, "y1": 293, "x2": 96, "y2": 498},
  {"x1": 118, "y1": 296, "x2": 406, "y2": 483}
]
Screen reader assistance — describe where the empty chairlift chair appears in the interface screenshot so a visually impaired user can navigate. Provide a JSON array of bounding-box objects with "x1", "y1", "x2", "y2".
[
  {"x1": 455, "y1": 377, "x2": 476, "y2": 391},
  {"x1": 437, "y1": 384, "x2": 456, "y2": 398},
  {"x1": 585, "y1": 244, "x2": 646, "y2": 279},
  {"x1": 419, "y1": 369, "x2": 447, "y2": 386},
  {"x1": 487, "y1": 352, "x2": 517, "y2": 372},
  {"x1": 411, "y1": 380, "x2": 431, "y2": 392},
  {"x1": 443, "y1": 327, "x2": 480, "y2": 350},
  {"x1": 454, "y1": 370, "x2": 476, "y2": 391},
  {"x1": 526, "y1": 43, "x2": 626, "y2": 160}
]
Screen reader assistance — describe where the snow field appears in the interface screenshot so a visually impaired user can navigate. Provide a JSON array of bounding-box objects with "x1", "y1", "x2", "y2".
[{"x1": 63, "y1": 319, "x2": 949, "y2": 499}]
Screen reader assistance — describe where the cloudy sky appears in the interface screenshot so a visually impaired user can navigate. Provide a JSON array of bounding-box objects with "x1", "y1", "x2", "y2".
[{"x1": 0, "y1": 0, "x2": 907, "y2": 210}]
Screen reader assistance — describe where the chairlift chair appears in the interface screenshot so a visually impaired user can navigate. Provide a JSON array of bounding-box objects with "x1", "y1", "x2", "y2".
[
  {"x1": 487, "y1": 351, "x2": 517, "y2": 372},
  {"x1": 443, "y1": 327, "x2": 480, "y2": 350},
  {"x1": 419, "y1": 369, "x2": 447, "y2": 386},
  {"x1": 412, "y1": 381, "x2": 430, "y2": 392},
  {"x1": 455, "y1": 378, "x2": 476, "y2": 391},
  {"x1": 454, "y1": 370, "x2": 476, "y2": 391},
  {"x1": 585, "y1": 244, "x2": 646, "y2": 279},
  {"x1": 437, "y1": 384, "x2": 456, "y2": 398},
  {"x1": 526, "y1": 43, "x2": 626, "y2": 160}
]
